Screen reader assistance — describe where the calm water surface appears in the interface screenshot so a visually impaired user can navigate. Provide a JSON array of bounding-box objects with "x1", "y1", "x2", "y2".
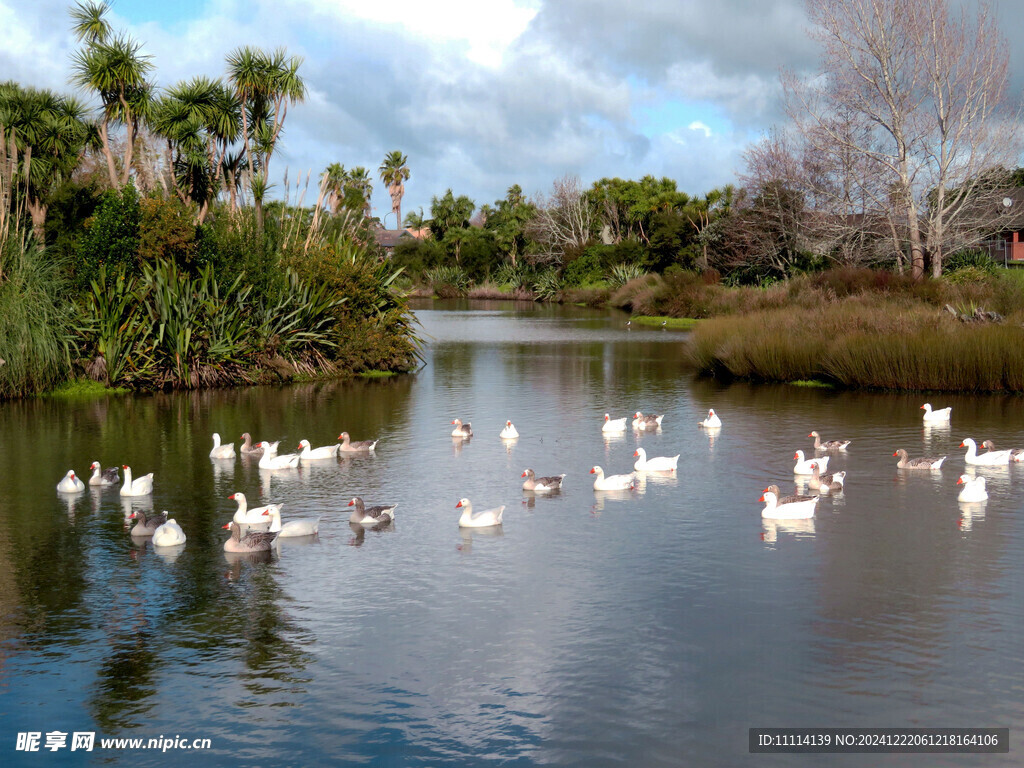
[{"x1": 1, "y1": 299, "x2": 1022, "y2": 766}]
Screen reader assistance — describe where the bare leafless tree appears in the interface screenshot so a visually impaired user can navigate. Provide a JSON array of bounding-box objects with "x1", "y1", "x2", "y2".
[
  {"x1": 780, "y1": 0, "x2": 1021, "y2": 278},
  {"x1": 525, "y1": 175, "x2": 596, "y2": 265}
]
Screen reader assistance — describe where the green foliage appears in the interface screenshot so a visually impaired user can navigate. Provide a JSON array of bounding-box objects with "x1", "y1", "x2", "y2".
[
  {"x1": 607, "y1": 262, "x2": 647, "y2": 288},
  {"x1": 391, "y1": 236, "x2": 445, "y2": 276},
  {"x1": 0, "y1": 240, "x2": 73, "y2": 397},
  {"x1": 429, "y1": 189, "x2": 475, "y2": 240},
  {"x1": 561, "y1": 248, "x2": 605, "y2": 286},
  {"x1": 944, "y1": 248, "x2": 998, "y2": 277},
  {"x1": 493, "y1": 260, "x2": 536, "y2": 290},
  {"x1": 532, "y1": 269, "x2": 562, "y2": 301},
  {"x1": 44, "y1": 180, "x2": 101, "y2": 276},
  {"x1": 424, "y1": 265, "x2": 470, "y2": 297},
  {"x1": 78, "y1": 264, "x2": 152, "y2": 384},
  {"x1": 198, "y1": 207, "x2": 281, "y2": 296},
  {"x1": 77, "y1": 181, "x2": 141, "y2": 289},
  {"x1": 137, "y1": 196, "x2": 202, "y2": 269},
  {"x1": 44, "y1": 379, "x2": 129, "y2": 397}
]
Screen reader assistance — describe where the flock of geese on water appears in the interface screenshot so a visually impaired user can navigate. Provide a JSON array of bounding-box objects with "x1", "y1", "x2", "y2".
[
  {"x1": 760, "y1": 402, "x2": 1024, "y2": 521},
  {"x1": 51, "y1": 408, "x2": 704, "y2": 555},
  {"x1": 52, "y1": 401, "x2": 1014, "y2": 552}
]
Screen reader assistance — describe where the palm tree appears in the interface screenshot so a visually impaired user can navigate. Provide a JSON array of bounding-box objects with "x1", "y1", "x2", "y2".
[
  {"x1": 378, "y1": 150, "x2": 409, "y2": 230},
  {"x1": 0, "y1": 82, "x2": 94, "y2": 241},
  {"x1": 346, "y1": 166, "x2": 373, "y2": 218},
  {"x1": 69, "y1": 0, "x2": 111, "y2": 45},
  {"x1": 320, "y1": 162, "x2": 347, "y2": 215},
  {"x1": 70, "y1": 33, "x2": 153, "y2": 188}
]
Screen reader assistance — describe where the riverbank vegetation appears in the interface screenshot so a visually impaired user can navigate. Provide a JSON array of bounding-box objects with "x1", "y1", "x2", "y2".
[{"x1": 0, "y1": 2, "x2": 418, "y2": 400}]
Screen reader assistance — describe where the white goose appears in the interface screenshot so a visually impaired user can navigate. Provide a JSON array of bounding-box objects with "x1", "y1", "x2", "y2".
[
  {"x1": 456, "y1": 498, "x2": 505, "y2": 527},
  {"x1": 699, "y1": 409, "x2": 722, "y2": 428},
  {"x1": 262, "y1": 507, "x2": 320, "y2": 537},
  {"x1": 88, "y1": 461, "x2": 119, "y2": 486},
  {"x1": 499, "y1": 420, "x2": 519, "y2": 439},
  {"x1": 982, "y1": 439, "x2": 1024, "y2": 462},
  {"x1": 957, "y1": 474, "x2": 988, "y2": 502},
  {"x1": 209, "y1": 432, "x2": 236, "y2": 459},
  {"x1": 921, "y1": 403, "x2": 952, "y2": 422},
  {"x1": 793, "y1": 451, "x2": 828, "y2": 475},
  {"x1": 297, "y1": 439, "x2": 340, "y2": 461},
  {"x1": 120, "y1": 465, "x2": 154, "y2": 497},
  {"x1": 632, "y1": 411, "x2": 664, "y2": 430},
  {"x1": 229, "y1": 492, "x2": 278, "y2": 524},
  {"x1": 152, "y1": 519, "x2": 187, "y2": 547},
  {"x1": 760, "y1": 485, "x2": 818, "y2": 519},
  {"x1": 57, "y1": 470, "x2": 86, "y2": 493},
  {"x1": 632, "y1": 447, "x2": 679, "y2": 472},
  {"x1": 258, "y1": 442, "x2": 300, "y2": 469},
  {"x1": 602, "y1": 413, "x2": 627, "y2": 433},
  {"x1": 961, "y1": 437, "x2": 1011, "y2": 466},
  {"x1": 451, "y1": 419, "x2": 473, "y2": 438},
  {"x1": 589, "y1": 465, "x2": 636, "y2": 490}
]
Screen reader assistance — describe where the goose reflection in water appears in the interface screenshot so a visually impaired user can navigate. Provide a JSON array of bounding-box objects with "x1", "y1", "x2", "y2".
[
  {"x1": 211, "y1": 456, "x2": 234, "y2": 485},
  {"x1": 121, "y1": 494, "x2": 154, "y2": 521},
  {"x1": 152, "y1": 542, "x2": 186, "y2": 564},
  {"x1": 958, "y1": 500, "x2": 987, "y2": 532},
  {"x1": 634, "y1": 469, "x2": 678, "y2": 493},
  {"x1": 451, "y1": 435, "x2": 471, "y2": 456},
  {"x1": 223, "y1": 548, "x2": 275, "y2": 566},
  {"x1": 347, "y1": 520, "x2": 395, "y2": 546},
  {"x1": 589, "y1": 488, "x2": 636, "y2": 512},
  {"x1": 703, "y1": 426, "x2": 721, "y2": 450},
  {"x1": 457, "y1": 524, "x2": 503, "y2": 554},
  {"x1": 762, "y1": 518, "x2": 816, "y2": 545}
]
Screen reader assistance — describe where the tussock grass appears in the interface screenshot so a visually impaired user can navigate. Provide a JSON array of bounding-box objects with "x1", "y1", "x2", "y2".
[{"x1": 690, "y1": 296, "x2": 1024, "y2": 392}]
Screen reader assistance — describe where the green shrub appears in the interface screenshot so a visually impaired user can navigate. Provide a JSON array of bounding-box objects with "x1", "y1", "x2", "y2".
[
  {"x1": 562, "y1": 248, "x2": 605, "y2": 286},
  {"x1": 424, "y1": 265, "x2": 470, "y2": 297},
  {"x1": 532, "y1": 269, "x2": 562, "y2": 301},
  {"x1": 76, "y1": 181, "x2": 141, "y2": 291},
  {"x1": 607, "y1": 262, "x2": 647, "y2": 288}
]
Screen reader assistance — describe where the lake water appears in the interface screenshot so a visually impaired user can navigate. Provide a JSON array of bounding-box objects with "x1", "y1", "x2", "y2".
[{"x1": 1, "y1": 299, "x2": 1022, "y2": 766}]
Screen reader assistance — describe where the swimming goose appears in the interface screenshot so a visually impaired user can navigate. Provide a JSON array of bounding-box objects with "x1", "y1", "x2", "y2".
[
  {"x1": 807, "y1": 461, "x2": 846, "y2": 492},
  {"x1": 633, "y1": 447, "x2": 679, "y2": 471},
  {"x1": 982, "y1": 439, "x2": 1024, "y2": 462},
  {"x1": 699, "y1": 409, "x2": 722, "y2": 428},
  {"x1": 347, "y1": 496, "x2": 397, "y2": 525},
  {"x1": 222, "y1": 521, "x2": 276, "y2": 553},
  {"x1": 760, "y1": 484, "x2": 818, "y2": 519},
  {"x1": 921, "y1": 403, "x2": 952, "y2": 422},
  {"x1": 229, "y1": 492, "x2": 279, "y2": 524},
  {"x1": 602, "y1": 413, "x2": 627, "y2": 433},
  {"x1": 239, "y1": 432, "x2": 264, "y2": 456},
  {"x1": 337, "y1": 432, "x2": 379, "y2": 452},
  {"x1": 500, "y1": 420, "x2": 519, "y2": 439},
  {"x1": 957, "y1": 474, "x2": 988, "y2": 502},
  {"x1": 589, "y1": 465, "x2": 636, "y2": 491},
  {"x1": 456, "y1": 498, "x2": 504, "y2": 527},
  {"x1": 450, "y1": 419, "x2": 473, "y2": 438},
  {"x1": 793, "y1": 451, "x2": 828, "y2": 475},
  {"x1": 128, "y1": 509, "x2": 168, "y2": 537},
  {"x1": 521, "y1": 469, "x2": 566, "y2": 492},
  {"x1": 209, "y1": 432, "x2": 236, "y2": 459},
  {"x1": 152, "y1": 519, "x2": 187, "y2": 547},
  {"x1": 808, "y1": 431, "x2": 850, "y2": 451},
  {"x1": 88, "y1": 462, "x2": 120, "y2": 486},
  {"x1": 632, "y1": 411, "x2": 665, "y2": 430},
  {"x1": 57, "y1": 470, "x2": 86, "y2": 494},
  {"x1": 257, "y1": 442, "x2": 300, "y2": 469},
  {"x1": 961, "y1": 437, "x2": 1011, "y2": 466},
  {"x1": 120, "y1": 465, "x2": 154, "y2": 496},
  {"x1": 297, "y1": 439, "x2": 340, "y2": 461},
  {"x1": 893, "y1": 449, "x2": 946, "y2": 469},
  {"x1": 262, "y1": 507, "x2": 320, "y2": 537}
]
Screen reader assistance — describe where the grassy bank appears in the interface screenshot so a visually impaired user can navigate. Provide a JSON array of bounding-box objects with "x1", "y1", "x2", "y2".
[{"x1": 687, "y1": 270, "x2": 1024, "y2": 392}]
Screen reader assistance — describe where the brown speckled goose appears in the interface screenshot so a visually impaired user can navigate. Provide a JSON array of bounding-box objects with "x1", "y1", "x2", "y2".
[
  {"x1": 240, "y1": 433, "x2": 264, "y2": 456},
  {"x1": 337, "y1": 432, "x2": 379, "y2": 452},
  {"x1": 893, "y1": 449, "x2": 946, "y2": 469},
  {"x1": 450, "y1": 419, "x2": 473, "y2": 438},
  {"x1": 222, "y1": 521, "x2": 278, "y2": 553},
  {"x1": 129, "y1": 509, "x2": 168, "y2": 537},
  {"x1": 808, "y1": 431, "x2": 851, "y2": 451},
  {"x1": 347, "y1": 496, "x2": 396, "y2": 524},
  {"x1": 982, "y1": 439, "x2": 1024, "y2": 462},
  {"x1": 632, "y1": 411, "x2": 664, "y2": 430},
  {"x1": 807, "y1": 462, "x2": 846, "y2": 492},
  {"x1": 521, "y1": 469, "x2": 566, "y2": 492}
]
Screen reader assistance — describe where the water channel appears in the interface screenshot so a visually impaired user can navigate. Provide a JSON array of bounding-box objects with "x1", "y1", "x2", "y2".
[{"x1": 0, "y1": 299, "x2": 1021, "y2": 766}]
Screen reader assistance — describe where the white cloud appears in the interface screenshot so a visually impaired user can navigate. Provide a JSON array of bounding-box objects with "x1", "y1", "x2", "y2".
[{"x1": 688, "y1": 121, "x2": 712, "y2": 138}]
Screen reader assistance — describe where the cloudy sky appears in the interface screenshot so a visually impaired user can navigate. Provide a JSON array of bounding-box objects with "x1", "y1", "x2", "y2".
[{"x1": 1, "y1": 0, "x2": 1020, "y2": 223}]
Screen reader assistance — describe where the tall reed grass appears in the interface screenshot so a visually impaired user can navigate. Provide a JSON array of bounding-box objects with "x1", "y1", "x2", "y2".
[
  {"x1": 0, "y1": 241, "x2": 72, "y2": 398},
  {"x1": 689, "y1": 296, "x2": 1024, "y2": 392}
]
